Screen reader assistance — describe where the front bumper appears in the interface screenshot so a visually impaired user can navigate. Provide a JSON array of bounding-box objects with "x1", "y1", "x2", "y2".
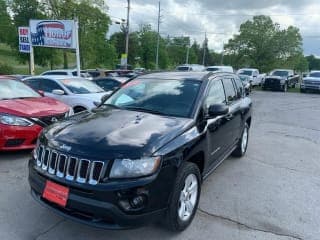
[
  {"x1": 0, "y1": 123, "x2": 42, "y2": 151},
  {"x1": 28, "y1": 160, "x2": 172, "y2": 229},
  {"x1": 262, "y1": 79, "x2": 284, "y2": 90},
  {"x1": 300, "y1": 84, "x2": 320, "y2": 91}
]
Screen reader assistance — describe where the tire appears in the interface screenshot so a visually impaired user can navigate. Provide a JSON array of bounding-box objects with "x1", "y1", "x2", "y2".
[
  {"x1": 165, "y1": 162, "x2": 201, "y2": 232},
  {"x1": 73, "y1": 106, "x2": 87, "y2": 113},
  {"x1": 232, "y1": 122, "x2": 249, "y2": 157}
]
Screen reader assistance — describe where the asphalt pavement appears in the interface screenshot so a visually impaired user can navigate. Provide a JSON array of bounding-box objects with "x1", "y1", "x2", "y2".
[{"x1": 1, "y1": 90, "x2": 320, "y2": 240}]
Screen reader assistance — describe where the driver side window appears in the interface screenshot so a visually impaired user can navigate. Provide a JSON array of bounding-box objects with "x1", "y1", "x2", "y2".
[{"x1": 204, "y1": 79, "x2": 226, "y2": 113}]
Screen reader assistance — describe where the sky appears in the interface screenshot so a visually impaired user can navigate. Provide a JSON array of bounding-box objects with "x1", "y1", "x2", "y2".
[{"x1": 105, "y1": 0, "x2": 320, "y2": 56}]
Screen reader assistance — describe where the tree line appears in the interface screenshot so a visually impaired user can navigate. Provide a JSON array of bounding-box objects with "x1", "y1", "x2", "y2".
[{"x1": 0, "y1": 0, "x2": 319, "y2": 73}]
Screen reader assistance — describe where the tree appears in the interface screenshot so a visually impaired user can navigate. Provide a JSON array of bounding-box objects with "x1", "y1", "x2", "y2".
[
  {"x1": 224, "y1": 15, "x2": 303, "y2": 72},
  {"x1": 305, "y1": 55, "x2": 320, "y2": 71},
  {"x1": 9, "y1": 0, "x2": 61, "y2": 68},
  {"x1": 0, "y1": 0, "x2": 15, "y2": 44},
  {"x1": 166, "y1": 36, "x2": 190, "y2": 66},
  {"x1": 41, "y1": 0, "x2": 116, "y2": 69},
  {"x1": 138, "y1": 24, "x2": 158, "y2": 69}
]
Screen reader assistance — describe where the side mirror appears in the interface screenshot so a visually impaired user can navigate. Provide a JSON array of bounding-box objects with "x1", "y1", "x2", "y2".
[
  {"x1": 52, "y1": 89, "x2": 65, "y2": 95},
  {"x1": 207, "y1": 104, "x2": 229, "y2": 118},
  {"x1": 38, "y1": 90, "x2": 45, "y2": 97}
]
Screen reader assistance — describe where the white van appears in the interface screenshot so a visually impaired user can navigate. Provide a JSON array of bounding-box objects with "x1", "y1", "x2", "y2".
[{"x1": 206, "y1": 66, "x2": 234, "y2": 73}]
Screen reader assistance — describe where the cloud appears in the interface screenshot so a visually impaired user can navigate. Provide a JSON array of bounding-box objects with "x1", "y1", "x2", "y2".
[{"x1": 105, "y1": 0, "x2": 320, "y2": 55}]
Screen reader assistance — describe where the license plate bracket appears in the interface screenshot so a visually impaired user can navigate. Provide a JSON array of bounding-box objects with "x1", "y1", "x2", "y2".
[{"x1": 42, "y1": 180, "x2": 69, "y2": 207}]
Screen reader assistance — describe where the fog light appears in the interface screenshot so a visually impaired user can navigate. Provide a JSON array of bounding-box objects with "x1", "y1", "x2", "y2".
[{"x1": 130, "y1": 195, "x2": 147, "y2": 209}]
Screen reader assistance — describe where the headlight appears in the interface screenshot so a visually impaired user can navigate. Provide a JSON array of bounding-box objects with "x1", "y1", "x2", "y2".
[
  {"x1": 0, "y1": 114, "x2": 34, "y2": 126},
  {"x1": 280, "y1": 79, "x2": 286, "y2": 84},
  {"x1": 110, "y1": 157, "x2": 161, "y2": 179}
]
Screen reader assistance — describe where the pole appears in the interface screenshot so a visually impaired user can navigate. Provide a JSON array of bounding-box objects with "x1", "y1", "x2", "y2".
[
  {"x1": 125, "y1": 0, "x2": 130, "y2": 70},
  {"x1": 202, "y1": 32, "x2": 207, "y2": 66},
  {"x1": 26, "y1": 24, "x2": 35, "y2": 75},
  {"x1": 186, "y1": 45, "x2": 190, "y2": 64},
  {"x1": 155, "y1": 1, "x2": 160, "y2": 70},
  {"x1": 29, "y1": 46, "x2": 35, "y2": 75},
  {"x1": 75, "y1": 18, "x2": 81, "y2": 77},
  {"x1": 221, "y1": 42, "x2": 225, "y2": 65}
]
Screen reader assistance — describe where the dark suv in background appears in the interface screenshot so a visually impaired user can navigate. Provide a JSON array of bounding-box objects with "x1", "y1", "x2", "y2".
[{"x1": 28, "y1": 72, "x2": 252, "y2": 231}]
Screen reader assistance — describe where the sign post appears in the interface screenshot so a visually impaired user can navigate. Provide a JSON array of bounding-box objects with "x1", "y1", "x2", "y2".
[
  {"x1": 75, "y1": 19, "x2": 81, "y2": 77},
  {"x1": 29, "y1": 45, "x2": 35, "y2": 75},
  {"x1": 18, "y1": 27, "x2": 34, "y2": 75}
]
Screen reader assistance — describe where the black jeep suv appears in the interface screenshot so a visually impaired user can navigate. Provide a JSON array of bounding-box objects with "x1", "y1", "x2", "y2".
[{"x1": 28, "y1": 72, "x2": 252, "y2": 231}]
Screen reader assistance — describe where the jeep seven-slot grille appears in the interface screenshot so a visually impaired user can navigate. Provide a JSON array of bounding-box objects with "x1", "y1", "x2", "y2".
[{"x1": 36, "y1": 145, "x2": 105, "y2": 185}]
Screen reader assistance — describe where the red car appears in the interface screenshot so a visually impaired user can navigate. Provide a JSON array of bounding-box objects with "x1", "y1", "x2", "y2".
[{"x1": 0, "y1": 77, "x2": 71, "y2": 151}]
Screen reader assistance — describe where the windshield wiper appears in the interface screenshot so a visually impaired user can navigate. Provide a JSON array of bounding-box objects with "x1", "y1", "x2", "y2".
[
  {"x1": 11, "y1": 97, "x2": 35, "y2": 99},
  {"x1": 124, "y1": 106, "x2": 165, "y2": 115},
  {"x1": 100, "y1": 103, "x2": 122, "y2": 109}
]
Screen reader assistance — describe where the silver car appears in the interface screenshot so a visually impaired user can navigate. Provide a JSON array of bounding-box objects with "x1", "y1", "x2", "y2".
[
  {"x1": 301, "y1": 71, "x2": 320, "y2": 93},
  {"x1": 23, "y1": 76, "x2": 111, "y2": 113}
]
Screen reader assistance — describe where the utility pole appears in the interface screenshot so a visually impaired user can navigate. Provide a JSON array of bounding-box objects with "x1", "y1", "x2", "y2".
[
  {"x1": 185, "y1": 44, "x2": 190, "y2": 64},
  {"x1": 155, "y1": 1, "x2": 161, "y2": 70},
  {"x1": 125, "y1": 0, "x2": 130, "y2": 69},
  {"x1": 221, "y1": 42, "x2": 225, "y2": 65},
  {"x1": 202, "y1": 32, "x2": 207, "y2": 66}
]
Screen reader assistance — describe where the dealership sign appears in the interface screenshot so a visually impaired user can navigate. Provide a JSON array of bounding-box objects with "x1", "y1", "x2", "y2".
[
  {"x1": 18, "y1": 27, "x2": 31, "y2": 53},
  {"x1": 29, "y1": 20, "x2": 76, "y2": 49}
]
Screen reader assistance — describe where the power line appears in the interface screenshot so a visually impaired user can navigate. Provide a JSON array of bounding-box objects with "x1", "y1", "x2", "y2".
[{"x1": 163, "y1": 11, "x2": 320, "y2": 17}]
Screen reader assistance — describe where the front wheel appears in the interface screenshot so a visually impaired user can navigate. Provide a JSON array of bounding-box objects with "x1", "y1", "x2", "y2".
[
  {"x1": 165, "y1": 162, "x2": 201, "y2": 232},
  {"x1": 232, "y1": 122, "x2": 249, "y2": 157}
]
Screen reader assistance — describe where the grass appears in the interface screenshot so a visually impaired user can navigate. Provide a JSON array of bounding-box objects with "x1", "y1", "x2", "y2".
[{"x1": 0, "y1": 43, "x2": 76, "y2": 75}]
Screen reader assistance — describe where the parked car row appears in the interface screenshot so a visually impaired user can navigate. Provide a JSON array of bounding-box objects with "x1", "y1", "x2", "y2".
[{"x1": 0, "y1": 76, "x2": 71, "y2": 151}]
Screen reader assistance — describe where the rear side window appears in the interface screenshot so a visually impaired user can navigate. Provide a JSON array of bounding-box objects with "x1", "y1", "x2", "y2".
[
  {"x1": 43, "y1": 72, "x2": 68, "y2": 76},
  {"x1": 222, "y1": 78, "x2": 237, "y2": 104},
  {"x1": 41, "y1": 79, "x2": 64, "y2": 93},
  {"x1": 24, "y1": 79, "x2": 41, "y2": 91},
  {"x1": 95, "y1": 79, "x2": 120, "y2": 91},
  {"x1": 233, "y1": 77, "x2": 244, "y2": 98}
]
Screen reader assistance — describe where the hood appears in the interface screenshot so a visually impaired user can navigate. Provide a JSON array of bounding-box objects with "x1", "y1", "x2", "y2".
[
  {"x1": 265, "y1": 75, "x2": 286, "y2": 80},
  {"x1": 0, "y1": 97, "x2": 69, "y2": 117},
  {"x1": 303, "y1": 77, "x2": 320, "y2": 81},
  {"x1": 43, "y1": 107, "x2": 193, "y2": 159}
]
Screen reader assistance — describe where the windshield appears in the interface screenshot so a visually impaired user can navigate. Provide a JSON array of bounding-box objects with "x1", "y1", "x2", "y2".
[
  {"x1": 60, "y1": 78, "x2": 104, "y2": 94},
  {"x1": 239, "y1": 75, "x2": 248, "y2": 81},
  {"x1": 238, "y1": 70, "x2": 253, "y2": 76},
  {"x1": 0, "y1": 79, "x2": 40, "y2": 100},
  {"x1": 105, "y1": 79, "x2": 201, "y2": 118},
  {"x1": 309, "y1": 72, "x2": 320, "y2": 78},
  {"x1": 271, "y1": 70, "x2": 289, "y2": 77},
  {"x1": 206, "y1": 67, "x2": 220, "y2": 72}
]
